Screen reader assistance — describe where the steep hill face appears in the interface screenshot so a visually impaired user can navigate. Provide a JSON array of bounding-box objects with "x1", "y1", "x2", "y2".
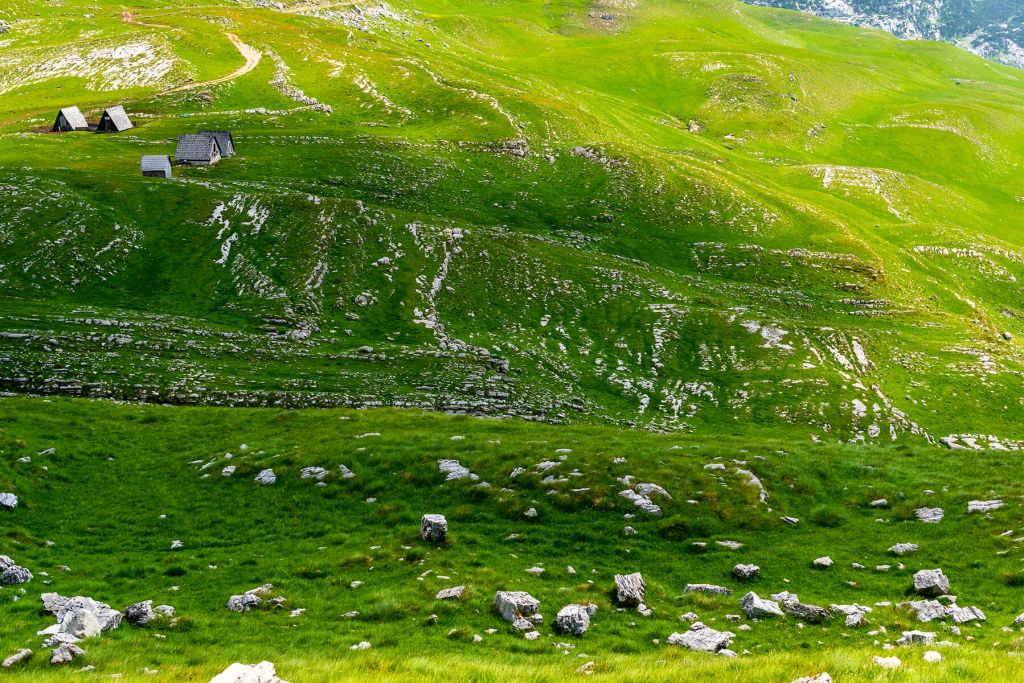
[
  {"x1": 741, "y1": 0, "x2": 1024, "y2": 67},
  {"x1": 1, "y1": 0, "x2": 1024, "y2": 445}
]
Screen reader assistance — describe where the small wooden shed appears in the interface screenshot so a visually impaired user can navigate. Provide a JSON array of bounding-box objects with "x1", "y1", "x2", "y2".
[
  {"x1": 140, "y1": 155, "x2": 172, "y2": 178},
  {"x1": 96, "y1": 105, "x2": 134, "y2": 133},
  {"x1": 198, "y1": 130, "x2": 235, "y2": 157},
  {"x1": 176, "y1": 134, "x2": 221, "y2": 166},
  {"x1": 53, "y1": 106, "x2": 89, "y2": 132}
]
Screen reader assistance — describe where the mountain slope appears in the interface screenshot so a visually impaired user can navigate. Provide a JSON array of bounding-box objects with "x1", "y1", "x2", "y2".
[
  {"x1": 1, "y1": 0, "x2": 1023, "y2": 445},
  {"x1": 740, "y1": 0, "x2": 1024, "y2": 67}
]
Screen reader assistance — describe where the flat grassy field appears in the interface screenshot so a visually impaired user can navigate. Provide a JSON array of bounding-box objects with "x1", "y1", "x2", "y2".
[{"x1": 1, "y1": 397, "x2": 1024, "y2": 680}]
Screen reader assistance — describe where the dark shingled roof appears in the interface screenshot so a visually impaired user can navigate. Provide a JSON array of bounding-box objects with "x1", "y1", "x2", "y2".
[
  {"x1": 198, "y1": 130, "x2": 235, "y2": 157},
  {"x1": 98, "y1": 105, "x2": 133, "y2": 132},
  {"x1": 176, "y1": 134, "x2": 219, "y2": 162},
  {"x1": 57, "y1": 106, "x2": 88, "y2": 130},
  {"x1": 140, "y1": 155, "x2": 172, "y2": 173}
]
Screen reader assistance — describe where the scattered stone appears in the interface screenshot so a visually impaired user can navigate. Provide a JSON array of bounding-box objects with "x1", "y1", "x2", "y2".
[
  {"x1": 209, "y1": 661, "x2": 290, "y2": 683},
  {"x1": 739, "y1": 592, "x2": 784, "y2": 619},
  {"x1": 554, "y1": 604, "x2": 596, "y2": 636},
  {"x1": 0, "y1": 565, "x2": 32, "y2": 585},
  {"x1": 792, "y1": 675, "x2": 832, "y2": 683},
  {"x1": 772, "y1": 592, "x2": 830, "y2": 623},
  {"x1": 623, "y1": 526, "x2": 637, "y2": 536},
  {"x1": 732, "y1": 564, "x2": 759, "y2": 580},
  {"x1": 685, "y1": 584, "x2": 732, "y2": 596},
  {"x1": 435, "y1": 586, "x2": 465, "y2": 600},
  {"x1": 667, "y1": 622, "x2": 734, "y2": 652},
  {"x1": 780, "y1": 516, "x2": 799, "y2": 526},
  {"x1": 222, "y1": 466, "x2": 236, "y2": 477},
  {"x1": 494, "y1": 591, "x2": 540, "y2": 622},
  {"x1": 923, "y1": 650, "x2": 942, "y2": 663},
  {"x1": 873, "y1": 655, "x2": 901, "y2": 669},
  {"x1": 812, "y1": 556, "x2": 833, "y2": 569},
  {"x1": 1, "y1": 649, "x2": 31, "y2": 669},
  {"x1": 299, "y1": 467, "x2": 328, "y2": 481},
  {"x1": 524, "y1": 508, "x2": 538, "y2": 518},
  {"x1": 888, "y1": 543, "x2": 919, "y2": 556},
  {"x1": 41, "y1": 595, "x2": 122, "y2": 636},
  {"x1": 614, "y1": 573, "x2": 645, "y2": 608},
  {"x1": 717, "y1": 540, "x2": 744, "y2": 549},
  {"x1": 913, "y1": 569, "x2": 950, "y2": 597},
  {"x1": 50, "y1": 643, "x2": 84, "y2": 666},
  {"x1": 915, "y1": 507, "x2": 943, "y2": 523},
  {"x1": 124, "y1": 601, "x2": 156, "y2": 627},
  {"x1": 254, "y1": 469, "x2": 276, "y2": 486},
  {"x1": 523, "y1": 630, "x2": 539, "y2": 640},
  {"x1": 968, "y1": 500, "x2": 1003, "y2": 513},
  {"x1": 350, "y1": 642, "x2": 371, "y2": 651},
  {"x1": 831, "y1": 604, "x2": 871, "y2": 627},
  {"x1": 420, "y1": 514, "x2": 448, "y2": 543},
  {"x1": 0, "y1": 493, "x2": 17, "y2": 510},
  {"x1": 227, "y1": 592, "x2": 262, "y2": 613},
  {"x1": 438, "y1": 459, "x2": 478, "y2": 482},
  {"x1": 869, "y1": 499, "x2": 888, "y2": 508},
  {"x1": 896, "y1": 630, "x2": 936, "y2": 645}
]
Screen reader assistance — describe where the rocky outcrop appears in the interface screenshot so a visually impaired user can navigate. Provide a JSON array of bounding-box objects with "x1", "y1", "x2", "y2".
[
  {"x1": 0, "y1": 493, "x2": 17, "y2": 510},
  {"x1": 732, "y1": 564, "x2": 759, "y2": 580},
  {"x1": 1, "y1": 649, "x2": 31, "y2": 669},
  {"x1": 254, "y1": 469, "x2": 276, "y2": 485},
  {"x1": 124, "y1": 600, "x2": 156, "y2": 626},
  {"x1": 772, "y1": 592, "x2": 830, "y2": 623},
  {"x1": 0, "y1": 565, "x2": 32, "y2": 585},
  {"x1": 435, "y1": 586, "x2": 465, "y2": 600}
]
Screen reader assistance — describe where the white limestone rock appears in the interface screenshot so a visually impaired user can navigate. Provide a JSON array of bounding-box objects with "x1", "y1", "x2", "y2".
[
  {"x1": 667, "y1": 622, "x2": 734, "y2": 652},
  {"x1": 554, "y1": 604, "x2": 596, "y2": 636},
  {"x1": 614, "y1": 572, "x2": 645, "y2": 608},
  {"x1": 254, "y1": 469, "x2": 276, "y2": 485},
  {"x1": 420, "y1": 514, "x2": 448, "y2": 543},
  {"x1": 209, "y1": 661, "x2": 290, "y2": 683},
  {"x1": 739, "y1": 591, "x2": 784, "y2": 619},
  {"x1": 493, "y1": 591, "x2": 540, "y2": 622},
  {"x1": 913, "y1": 569, "x2": 950, "y2": 597}
]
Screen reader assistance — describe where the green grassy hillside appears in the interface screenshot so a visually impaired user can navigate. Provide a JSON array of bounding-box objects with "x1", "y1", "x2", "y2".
[
  {"x1": 1, "y1": 0, "x2": 1023, "y2": 444},
  {"x1": 1, "y1": 397, "x2": 1024, "y2": 681}
]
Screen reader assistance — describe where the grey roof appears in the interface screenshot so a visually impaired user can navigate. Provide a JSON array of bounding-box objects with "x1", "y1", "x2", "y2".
[
  {"x1": 176, "y1": 134, "x2": 218, "y2": 161},
  {"x1": 140, "y1": 155, "x2": 172, "y2": 172},
  {"x1": 58, "y1": 106, "x2": 88, "y2": 129},
  {"x1": 100, "y1": 105, "x2": 133, "y2": 131},
  {"x1": 198, "y1": 130, "x2": 235, "y2": 157}
]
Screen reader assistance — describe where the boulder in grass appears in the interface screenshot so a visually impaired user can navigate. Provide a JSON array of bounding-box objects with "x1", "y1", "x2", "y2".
[
  {"x1": 888, "y1": 543, "x2": 919, "y2": 556},
  {"x1": 254, "y1": 469, "x2": 276, "y2": 486},
  {"x1": 739, "y1": 591, "x2": 784, "y2": 619},
  {"x1": 227, "y1": 594, "x2": 262, "y2": 613},
  {"x1": 614, "y1": 572, "x2": 645, "y2": 608},
  {"x1": 773, "y1": 592, "x2": 831, "y2": 623},
  {"x1": 792, "y1": 675, "x2": 832, "y2": 683},
  {"x1": 896, "y1": 630, "x2": 936, "y2": 646},
  {"x1": 420, "y1": 514, "x2": 448, "y2": 543},
  {"x1": 915, "y1": 507, "x2": 943, "y2": 523},
  {"x1": 913, "y1": 569, "x2": 949, "y2": 597},
  {"x1": 732, "y1": 564, "x2": 759, "y2": 580},
  {"x1": 553, "y1": 604, "x2": 596, "y2": 636},
  {"x1": 873, "y1": 655, "x2": 901, "y2": 669},
  {"x1": 0, "y1": 565, "x2": 32, "y2": 585},
  {"x1": 685, "y1": 584, "x2": 732, "y2": 596},
  {"x1": 124, "y1": 600, "x2": 156, "y2": 627},
  {"x1": 209, "y1": 661, "x2": 290, "y2": 683},
  {"x1": 0, "y1": 493, "x2": 17, "y2": 510},
  {"x1": 50, "y1": 643, "x2": 84, "y2": 666},
  {"x1": 968, "y1": 500, "x2": 1002, "y2": 513},
  {"x1": 1, "y1": 649, "x2": 31, "y2": 669},
  {"x1": 667, "y1": 622, "x2": 734, "y2": 652},
  {"x1": 435, "y1": 586, "x2": 465, "y2": 601},
  {"x1": 493, "y1": 591, "x2": 540, "y2": 622},
  {"x1": 812, "y1": 556, "x2": 833, "y2": 569}
]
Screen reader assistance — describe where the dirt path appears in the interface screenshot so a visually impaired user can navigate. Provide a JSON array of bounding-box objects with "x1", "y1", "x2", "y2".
[{"x1": 122, "y1": 11, "x2": 263, "y2": 96}]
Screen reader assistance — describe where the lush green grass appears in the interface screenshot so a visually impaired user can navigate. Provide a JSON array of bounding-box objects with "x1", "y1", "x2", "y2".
[{"x1": 1, "y1": 396, "x2": 1024, "y2": 680}]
